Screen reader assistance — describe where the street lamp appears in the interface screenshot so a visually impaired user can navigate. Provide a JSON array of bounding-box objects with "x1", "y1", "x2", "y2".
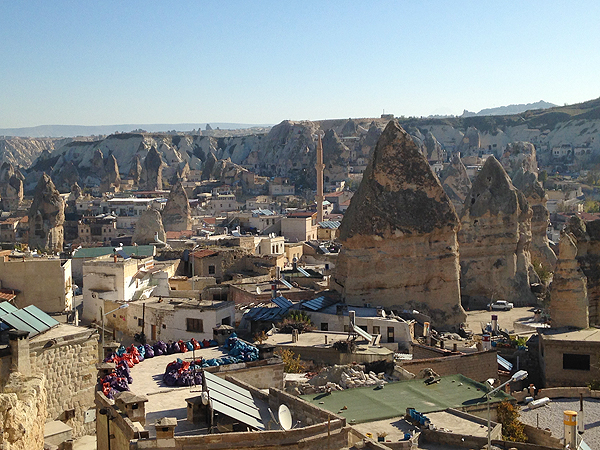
[
  {"x1": 486, "y1": 369, "x2": 528, "y2": 450},
  {"x1": 100, "y1": 303, "x2": 129, "y2": 361}
]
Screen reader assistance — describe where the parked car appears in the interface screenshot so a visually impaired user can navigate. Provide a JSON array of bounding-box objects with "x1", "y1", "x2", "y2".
[{"x1": 487, "y1": 300, "x2": 514, "y2": 311}]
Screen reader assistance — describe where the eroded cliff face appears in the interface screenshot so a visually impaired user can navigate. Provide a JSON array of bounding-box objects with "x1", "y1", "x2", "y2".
[
  {"x1": 439, "y1": 153, "x2": 471, "y2": 211},
  {"x1": 140, "y1": 145, "x2": 164, "y2": 191},
  {"x1": 336, "y1": 121, "x2": 466, "y2": 330},
  {"x1": 459, "y1": 156, "x2": 537, "y2": 306},
  {"x1": 501, "y1": 141, "x2": 538, "y2": 176},
  {"x1": 549, "y1": 231, "x2": 589, "y2": 329},
  {"x1": 162, "y1": 180, "x2": 192, "y2": 232},
  {"x1": 0, "y1": 162, "x2": 24, "y2": 211},
  {"x1": 28, "y1": 173, "x2": 64, "y2": 252},
  {"x1": 0, "y1": 373, "x2": 47, "y2": 450},
  {"x1": 512, "y1": 168, "x2": 557, "y2": 270}
]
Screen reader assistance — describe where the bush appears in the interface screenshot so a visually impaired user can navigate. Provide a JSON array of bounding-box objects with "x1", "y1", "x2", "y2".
[
  {"x1": 275, "y1": 348, "x2": 305, "y2": 373},
  {"x1": 497, "y1": 401, "x2": 528, "y2": 442},
  {"x1": 532, "y1": 259, "x2": 552, "y2": 285},
  {"x1": 277, "y1": 311, "x2": 315, "y2": 334}
]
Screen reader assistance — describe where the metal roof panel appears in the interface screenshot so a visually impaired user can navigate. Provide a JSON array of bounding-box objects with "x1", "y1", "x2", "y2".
[
  {"x1": 301, "y1": 296, "x2": 338, "y2": 311},
  {"x1": 272, "y1": 296, "x2": 292, "y2": 309},
  {"x1": 0, "y1": 301, "x2": 17, "y2": 315}
]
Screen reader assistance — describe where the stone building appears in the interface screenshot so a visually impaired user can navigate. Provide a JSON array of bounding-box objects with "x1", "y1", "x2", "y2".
[
  {"x1": 335, "y1": 121, "x2": 466, "y2": 330},
  {"x1": 0, "y1": 256, "x2": 73, "y2": 313},
  {"x1": 458, "y1": 156, "x2": 537, "y2": 307},
  {"x1": 28, "y1": 173, "x2": 65, "y2": 252}
]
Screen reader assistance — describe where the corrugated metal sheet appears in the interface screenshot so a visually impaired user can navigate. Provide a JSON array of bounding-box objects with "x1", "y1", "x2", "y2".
[
  {"x1": 244, "y1": 307, "x2": 288, "y2": 322},
  {"x1": 301, "y1": 296, "x2": 338, "y2": 312},
  {"x1": 0, "y1": 304, "x2": 59, "y2": 337},
  {"x1": 0, "y1": 301, "x2": 17, "y2": 315},
  {"x1": 271, "y1": 296, "x2": 292, "y2": 309},
  {"x1": 318, "y1": 220, "x2": 341, "y2": 229},
  {"x1": 204, "y1": 371, "x2": 267, "y2": 431},
  {"x1": 497, "y1": 354, "x2": 513, "y2": 371}
]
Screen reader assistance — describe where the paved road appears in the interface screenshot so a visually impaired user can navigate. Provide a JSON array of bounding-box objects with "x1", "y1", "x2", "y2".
[{"x1": 464, "y1": 306, "x2": 536, "y2": 334}]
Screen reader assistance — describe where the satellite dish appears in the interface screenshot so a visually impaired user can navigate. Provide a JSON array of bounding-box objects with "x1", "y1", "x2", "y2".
[
  {"x1": 201, "y1": 391, "x2": 209, "y2": 405},
  {"x1": 278, "y1": 404, "x2": 292, "y2": 430},
  {"x1": 256, "y1": 286, "x2": 262, "y2": 295}
]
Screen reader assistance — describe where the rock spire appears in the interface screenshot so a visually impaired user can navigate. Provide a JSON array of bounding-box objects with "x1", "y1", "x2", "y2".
[
  {"x1": 162, "y1": 180, "x2": 192, "y2": 232},
  {"x1": 458, "y1": 156, "x2": 537, "y2": 306},
  {"x1": 28, "y1": 173, "x2": 65, "y2": 252},
  {"x1": 132, "y1": 208, "x2": 166, "y2": 245},
  {"x1": 439, "y1": 153, "x2": 472, "y2": 211},
  {"x1": 335, "y1": 120, "x2": 466, "y2": 330},
  {"x1": 140, "y1": 146, "x2": 164, "y2": 190}
]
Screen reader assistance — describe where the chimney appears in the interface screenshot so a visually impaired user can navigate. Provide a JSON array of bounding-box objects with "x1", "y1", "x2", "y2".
[
  {"x1": 8, "y1": 330, "x2": 31, "y2": 376},
  {"x1": 155, "y1": 417, "x2": 177, "y2": 440},
  {"x1": 113, "y1": 253, "x2": 118, "y2": 263},
  {"x1": 271, "y1": 281, "x2": 277, "y2": 299}
]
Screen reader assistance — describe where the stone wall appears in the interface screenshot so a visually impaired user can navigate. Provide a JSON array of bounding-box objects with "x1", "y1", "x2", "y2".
[
  {"x1": 30, "y1": 327, "x2": 98, "y2": 437},
  {"x1": 540, "y1": 335, "x2": 600, "y2": 387},
  {"x1": 419, "y1": 428, "x2": 558, "y2": 450},
  {"x1": 0, "y1": 373, "x2": 47, "y2": 450},
  {"x1": 208, "y1": 358, "x2": 284, "y2": 390},
  {"x1": 400, "y1": 350, "x2": 497, "y2": 383}
]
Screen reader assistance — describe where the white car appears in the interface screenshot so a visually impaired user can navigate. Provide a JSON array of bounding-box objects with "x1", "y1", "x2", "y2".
[{"x1": 487, "y1": 300, "x2": 514, "y2": 311}]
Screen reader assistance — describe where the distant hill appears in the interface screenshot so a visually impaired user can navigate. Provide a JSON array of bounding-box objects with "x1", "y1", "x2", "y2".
[
  {"x1": 0, "y1": 122, "x2": 272, "y2": 138},
  {"x1": 461, "y1": 100, "x2": 557, "y2": 117}
]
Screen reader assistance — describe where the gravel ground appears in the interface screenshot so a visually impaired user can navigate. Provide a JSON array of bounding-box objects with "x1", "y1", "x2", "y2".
[{"x1": 520, "y1": 398, "x2": 600, "y2": 448}]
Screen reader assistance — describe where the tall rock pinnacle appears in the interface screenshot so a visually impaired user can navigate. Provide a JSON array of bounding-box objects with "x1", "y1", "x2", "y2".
[
  {"x1": 335, "y1": 120, "x2": 466, "y2": 330},
  {"x1": 28, "y1": 173, "x2": 65, "y2": 252},
  {"x1": 140, "y1": 146, "x2": 164, "y2": 191},
  {"x1": 459, "y1": 156, "x2": 537, "y2": 306},
  {"x1": 162, "y1": 180, "x2": 192, "y2": 232}
]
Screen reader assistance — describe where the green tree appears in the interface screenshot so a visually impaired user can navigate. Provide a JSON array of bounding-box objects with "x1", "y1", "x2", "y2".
[{"x1": 497, "y1": 401, "x2": 528, "y2": 442}]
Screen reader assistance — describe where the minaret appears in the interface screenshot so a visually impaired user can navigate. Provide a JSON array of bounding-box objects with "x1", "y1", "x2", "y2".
[{"x1": 316, "y1": 133, "x2": 325, "y2": 224}]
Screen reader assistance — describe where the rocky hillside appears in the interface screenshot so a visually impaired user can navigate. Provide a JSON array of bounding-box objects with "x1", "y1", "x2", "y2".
[{"x1": 3, "y1": 97, "x2": 600, "y2": 193}]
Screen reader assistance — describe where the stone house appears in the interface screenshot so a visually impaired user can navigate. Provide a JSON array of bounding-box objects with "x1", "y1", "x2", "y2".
[
  {"x1": 0, "y1": 256, "x2": 73, "y2": 313},
  {"x1": 190, "y1": 247, "x2": 281, "y2": 282},
  {"x1": 281, "y1": 212, "x2": 318, "y2": 242},
  {"x1": 77, "y1": 214, "x2": 117, "y2": 244},
  {"x1": 539, "y1": 327, "x2": 600, "y2": 387}
]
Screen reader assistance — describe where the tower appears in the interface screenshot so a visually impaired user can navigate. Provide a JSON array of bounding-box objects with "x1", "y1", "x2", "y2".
[{"x1": 316, "y1": 133, "x2": 325, "y2": 224}]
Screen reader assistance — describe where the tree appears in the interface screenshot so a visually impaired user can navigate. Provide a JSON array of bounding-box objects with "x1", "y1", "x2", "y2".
[
  {"x1": 497, "y1": 401, "x2": 528, "y2": 442},
  {"x1": 538, "y1": 170, "x2": 548, "y2": 184}
]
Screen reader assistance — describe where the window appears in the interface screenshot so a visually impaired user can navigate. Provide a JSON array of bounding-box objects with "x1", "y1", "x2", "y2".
[
  {"x1": 372, "y1": 326, "x2": 380, "y2": 335},
  {"x1": 162, "y1": 324, "x2": 166, "y2": 329},
  {"x1": 321, "y1": 323, "x2": 328, "y2": 331},
  {"x1": 387, "y1": 327, "x2": 394, "y2": 343},
  {"x1": 187, "y1": 318, "x2": 204, "y2": 332},
  {"x1": 563, "y1": 353, "x2": 590, "y2": 371},
  {"x1": 208, "y1": 265, "x2": 216, "y2": 275},
  {"x1": 138, "y1": 318, "x2": 143, "y2": 327}
]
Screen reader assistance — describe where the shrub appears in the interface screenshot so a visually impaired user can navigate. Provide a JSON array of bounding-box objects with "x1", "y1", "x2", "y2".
[
  {"x1": 497, "y1": 400, "x2": 528, "y2": 442},
  {"x1": 277, "y1": 311, "x2": 315, "y2": 334},
  {"x1": 275, "y1": 348, "x2": 305, "y2": 373}
]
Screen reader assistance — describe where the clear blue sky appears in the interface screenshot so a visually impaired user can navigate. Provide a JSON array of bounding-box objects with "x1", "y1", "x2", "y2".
[{"x1": 1, "y1": 1, "x2": 599, "y2": 128}]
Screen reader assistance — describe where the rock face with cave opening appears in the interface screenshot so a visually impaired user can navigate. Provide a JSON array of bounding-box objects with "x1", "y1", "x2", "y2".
[
  {"x1": 335, "y1": 121, "x2": 466, "y2": 330},
  {"x1": 28, "y1": 173, "x2": 64, "y2": 252},
  {"x1": 458, "y1": 156, "x2": 537, "y2": 307}
]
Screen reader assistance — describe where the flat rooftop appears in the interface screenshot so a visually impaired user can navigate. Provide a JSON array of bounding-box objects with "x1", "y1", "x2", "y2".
[
  {"x1": 301, "y1": 374, "x2": 512, "y2": 424},
  {"x1": 541, "y1": 327, "x2": 600, "y2": 342}
]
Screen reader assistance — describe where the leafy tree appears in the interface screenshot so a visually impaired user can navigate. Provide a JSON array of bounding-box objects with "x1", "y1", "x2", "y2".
[
  {"x1": 538, "y1": 170, "x2": 548, "y2": 184},
  {"x1": 275, "y1": 348, "x2": 305, "y2": 373}
]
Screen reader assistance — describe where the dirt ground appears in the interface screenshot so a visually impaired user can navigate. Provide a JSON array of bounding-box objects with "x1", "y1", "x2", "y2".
[{"x1": 464, "y1": 306, "x2": 536, "y2": 334}]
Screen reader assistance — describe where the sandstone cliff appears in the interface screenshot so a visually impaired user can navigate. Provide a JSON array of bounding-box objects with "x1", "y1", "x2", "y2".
[
  {"x1": 162, "y1": 180, "x2": 192, "y2": 232},
  {"x1": 549, "y1": 231, "x2": 589, "y2": 328},
  {"x1": 336, "y1": 120, "x2": 466, "y2": 330},
  {"x1": 28, "y1": 173, "x2": 65, "y2": 252},
  {"x1": 512, "y1": 168, "x2": 557, "y2": 269},
  {"x1": 458, "y1": 156, "x2": 537, "y2": 307},
  {"x1": 501, "y1": 141, "x2": 538, "y2": 176}
]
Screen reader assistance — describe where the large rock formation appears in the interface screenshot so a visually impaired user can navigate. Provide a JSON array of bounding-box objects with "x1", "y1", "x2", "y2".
[
  {"x1": 335, "y1": 121, "x2": 466, "y2": 329},
  {"x1": 438, "y1": 153, "x2": 472, "y2": 211},
  {"x1": 132, "y1": 208, "x2": 166, "y2": 245},
  {"x1": 458, "y1": 156, "x2": 537, "y2": 307},
  {"x1": 100, "y1": 154, "x2": 121, "y2": 193},
  {"x1": 549, "y1": 231, "x2": 589, "y2": 328},
  {"x1": 501, "y1": 141, "x2": 538, "y2": 176},
  {"x1": 423, "y1": 131, "x2": 444, "y2": 163},
  {"x1": 201, "y1": 151, "x2": 218, "y2": 181},
  {"x1": 128, "y1": 154, "x2": 143, "y2": 185},
  {"x1": 28, "y1": 173, "x2": 65, "y2": 252},
  {"x1": 512, "y1": 168, "x2": 557, "y2": 269},
  {"x1": 563, "y1": 217, "x2": 600, "y2": 326},
  {"x1": 0, "y1": 162, "x2": 24, "y2": 211},
  {"x1": 162, "y1": 180, "x2": 192, "y2": 232},
  {"x1": 140, "y1": 146, "x2": 164, "y2": 190}
]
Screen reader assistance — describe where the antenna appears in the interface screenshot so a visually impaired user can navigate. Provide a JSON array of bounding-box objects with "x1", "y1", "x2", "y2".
[{"x1": 278, "y1": 404, "x2": 293, "y2": 430}]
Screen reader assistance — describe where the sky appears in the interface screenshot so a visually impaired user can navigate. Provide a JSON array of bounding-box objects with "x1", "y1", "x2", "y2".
[{"x1": 1, "y1": 1, "x2": 599, "y2": 129}]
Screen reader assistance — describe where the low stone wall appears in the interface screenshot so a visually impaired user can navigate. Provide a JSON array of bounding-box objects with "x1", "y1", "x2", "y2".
[
  {"x1": 400, "y1": 350, "x2": 497, "y2": 383},
  {"x1": 420, "y1": 428, "x2": 558, "y2": 450},
  {"x1": 274, "y1": 344, "x2": 393, "y2": 366},
  {"x1": 30, "y1": 328, "x2": 98, "y2": 438},
  {"x1": 537, "y1": 386, "x2": 592, "y2": 398},
  {"x1": 523, "y1": 424, "x2": 562, "y2": 448},
  {"x1": 0, "y1": 373, "x2": 47, "y2": 450},
  {"x1": 207, "y1": 357, "x2": 284, "y2": 390},
  {"x1": 411, "y1": 343, "x2": 453, "y2": 359}
]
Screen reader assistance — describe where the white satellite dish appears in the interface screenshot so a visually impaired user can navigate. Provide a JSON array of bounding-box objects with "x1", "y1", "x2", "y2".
[
  {"x1": 278, "y1": 404, "x2": 293, "y2": 430},
  {"x1": 256, "y1": 286, "x2": 262, "y2": 295}
]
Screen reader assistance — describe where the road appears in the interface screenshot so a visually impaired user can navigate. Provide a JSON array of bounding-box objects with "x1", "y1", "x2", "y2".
[{"x1": 464, "y1": 306, "x2": 536, "y2": 334}]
